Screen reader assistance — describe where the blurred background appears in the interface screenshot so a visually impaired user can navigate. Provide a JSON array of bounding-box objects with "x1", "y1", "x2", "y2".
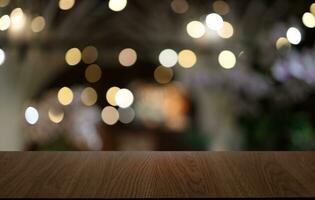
[{"x1": 1, "y1": 0, "x2": 315, "y2": 151}]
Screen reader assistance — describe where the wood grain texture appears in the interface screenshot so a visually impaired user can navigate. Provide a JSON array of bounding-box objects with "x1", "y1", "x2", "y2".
[{"x1": 0, "y1": 152, "x2": 314, "y2": 198}]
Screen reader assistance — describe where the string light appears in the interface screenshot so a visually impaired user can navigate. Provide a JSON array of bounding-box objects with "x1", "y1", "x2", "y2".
[
  {"x1": 0, "y1": 15, "x2": 10, "y2": 31},
  {"x1": 101, "y1": 106, "x2": 119, "y2": 125},
  {"x1": 25, "y1": 107, "x2": 39, "y2": 125},
  {"x1": 106, "y1": 86, "x2": 120, "y2": 106},
  {"x1": 302, "y1": 12, "x2": 315, "y2": 28},
  {"x1": 286, "y1": 27, "x2": 302, "y2": 45},
  {"x1": 159, "y1": 49, "x2": 177, "y2": 68},
  {"x1": 0, "y1": 48, "x2": 5, "y2": 66},
  {"x1": 31, "y1": 16, "x2": 46, "y2": 33},
  {"x1": 178, "y1": 49, "x2": 197, "y2": 68},
  {"x1": 218, "y1": 50, "x2": 236, "y2": 69},
  {"x1": 276, "y1": 37, "x2": 290, "y2": 50},
  {"x1": 118, "y1": 48, "x2": 137, "y2": 67},
  {"x1": 59, "y1": 0, "x2": 75, "y2": 10},
  {"x1": 9, "y1": 8, "x2": 26, "y2": 32},
  {"x1": 206, "y1": 13, "x2": 224, "y2": 31},
  {"x1": 48, "y1": 109, "x2": 64, "y2": 124},
  {"x1": 217, "y1": 21, "x2": 234, "y2": 39},
  {"x1": 108, "y1": 0, "x2": 127, "y2": 12},
  {"x1": 115, "y1": 88, "x2": 134, "y2": 108},
  {"x1": 186, "y1": 20, "x2": 205, "y2": 38},
  {"x1": 58, "y1": 87, "x2": 74, "y2": 106},
  {"x1": 65, "y1": 48, "x2": 81, "y2": 66}
]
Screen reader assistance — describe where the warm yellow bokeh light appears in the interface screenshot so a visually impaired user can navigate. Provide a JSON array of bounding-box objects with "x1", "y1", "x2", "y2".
[
  {"x1": 217, "y1": 21, "x2": 234, "y2": 39},
  {"x1": 213, "y1": 0, "x2": 230, "y2": 15},
  {"x1": 65, "y1": 48, "x2": 81, "y2": 66},
  {"x1": 85, "y1": 64, "x2": 102, "y2": 83},
  {"x1": 106, "y1": 86, "x2": 120, "y2": 106},
  {"x1": 218, "y1": 50, "x2": 236, "y2": 69},
  {"x1": 81, "y1": 87, "x2": 98, "y2": 106},
  {"x1": 154, "y1": 66, "x2": 174, "y2": 84},
  {"x1": 118, "y1": 48, "x2": 137, "y2": 67},
  {"x1": 0, "y1": 15, "x2": 10, "y2": 31},
  {"x1": 310, "y1": 3, "x2": 315, "y2": 16},
  {"x1": 10, "y1": 8, "x2": 26, "y2": 32},
  {"x1": 178, "y1": 49, "x2": 197, "y2": 68},
  {"x1": 58, "y1": 87, "x2": 74, "y2": 106},
  {"x1": 59, "y1": 0, "x2": 75, "y2": 10},
  {"x1": 48, "y1": 109, "x2": 64, "y2": 124},
  {"x1": 82, "y1": 46, "x2": 98, "y2": 64},
  {"x1": 0, "y1": 0, "x2": 10, "y2": 8},
  {"x1": 276, "y1": 37, "x2": 290, "y2": 50},
  {"x1": 171, "y1": 0, "x2": 189, "y2": 14},
  {"x1": 31, "y1": 16, "x2": 45, "y2": 33},
  {"x1": 302, "y1": 12, "x2": 315, "y2": 28},
  {"x1": 186, "y1": 21, "x2": 205, "y2": 39},
  {"x1": 108, "y1": 0, "x2": 127, "y2": 12},
  {"x1": 101, "y1": 106, "x2": 119, "y2": 125}
]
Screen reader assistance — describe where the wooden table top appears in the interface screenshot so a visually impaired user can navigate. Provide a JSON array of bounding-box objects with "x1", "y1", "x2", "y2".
[{"x1": 0, "y1": 152, "x2": 314, "y2": 198}]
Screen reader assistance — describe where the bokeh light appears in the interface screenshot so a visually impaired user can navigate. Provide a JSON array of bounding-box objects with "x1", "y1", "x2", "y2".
[
  {"x1": 171, "y1": 0, "x2": 189, "y2": 14},
  {"x1": 0, "y1": 48, "x2": 5, "y2": 66},
  {"x1": 218, "y1": 50, "x2": 236, "y2": 69},
  {"x1": 310, "y1": 3, "x2": 315, "y2": 16},
  {"x1": 154, "y1": 66, "x2": 174, "y2": 84},
  {"x1": 85, "y1": 64, "x2": 102, "y2": 83},
  {"x1": 48, "y1": 108, "x2": 64, "y2": 124},
  {"x1": 118, "y1": 48, "x2": 137, "y2": 67},
  {"x1": 81, "y1": 87, "x2": 98, "y2": 106},
  {"x1": 276, "y1": 37, "x2": 291, "y2": 50},
  {"x1": 158, "y1": 49, "x2": 178, "y2": 68},
  {"x1": 118, "y1": 107, "x2": 135, "y2": 124},
  {"x1": 178, "y1": 49, "x2": 197, "y2": 68},
  {"x1": 59, "y1": 0, "x2": 75, "y2": 10},
  {"x1": 206, "y1": 13, "x2": 224, "y2": 31},
  {"x1": 108, "y1": 0, "x2": 127, "y2": 12},
  {"x1": 0, "y1": 0, "x2": 10, "y2": 8},
  {"x1": 65, "y1": 48, "x2": 81, "y2": 66},
  {"x1": 25, "y1": 107, "x2": 39, "y2": 125},
  {"x1": 58, "y1": 87, "x2": 74, "y2": 106},
  {"x1": 213, "y1": 0, "x2": 230, "y2": 15},
  {"x1": 101, "y1": 106, "x2": 119, "y2": 125},
  {"x1": 217, "y1": 21, "x2": 234, "y2": 39},
  {"x1": 10, "y1": 8, "x2": 26, "y2": 32},
  {"x1": 286, "y1": 27, "x2": 302, "y2": 45},
  {"x1": 31, "y1": 16, "x2": 45, "y2": 33},
  {"x1": 0, "y1": 15, "x2": 10, "y2": 31},
  {"x1": 82, "y1": 46, "x2": 98, "y2": 64},
  {"x1": 302, "y1": 12, "x2": 315, "y2": 28},
  {"x1": 115, "y1": 88, "x2": 134, "y2": 108},
  {"x1": 186, "y1": 21, "x2": 206, "y2": 39},
  {"x1": 106, "y1": 86, "x2": 120, "y2": 106}
]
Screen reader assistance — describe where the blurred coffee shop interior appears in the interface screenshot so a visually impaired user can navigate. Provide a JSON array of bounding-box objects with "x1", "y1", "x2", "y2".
[{"x1": 1, "y1": 0, "x2": 315, "y2": 151}]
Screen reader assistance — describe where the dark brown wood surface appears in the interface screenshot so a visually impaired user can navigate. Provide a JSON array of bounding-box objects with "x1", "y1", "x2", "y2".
[{"x1": 0, "y1": 152, "x2": 314, "y2": 198}]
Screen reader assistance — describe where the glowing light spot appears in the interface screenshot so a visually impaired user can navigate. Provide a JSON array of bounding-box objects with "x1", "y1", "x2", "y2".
[
  {"x1": 25, "y1": 107, "x2": 39, "y2": 125},
  {"x1": 206, "y1": 13, "x2": 224, "y2": 31},
  {"x1": 0, "y1": 15, "x2": 10, "y2": 31},
  {"x1": 58, "y1": 87, "x2": 74, "y2": 106},
  {"x1": 218, "y1": 50, "x2": 236, "y2": 69},
  {"x1": 0, "y1": 49, "x2": 5, "y2": 65},
  {"x1": 310, "y1": 3, "x2": 315, "y2": 16},
  {"x1": 48, "y1": 109, "x2": 64, "y2": 124},
  {"x1": 217, "y1": 21, "x2": 233, "y2": 39},
  {"x1": 154, "y1": 66, "x2": 174, "y2": 84},
  {"x1": 101, "y1": 106, "x2": 119, "y2": 125},
  {"x1": 178, "y1": 49, "x2": 197, "y2": 68},
  {"x1": 59, "y1": 0, "x2": 75, "y2": 10},
  {"x1": 85, "y1": 64, "x2": 102, "y2": 83},
  {"x1": 302, "y1": 12, "x2": 315, "y2": 28},
  {"x1": 118, "y1": 107, "x2": 135, "y2": 124},
  {"x1": 0, "y1": 0, "x2": 10, "y2": 8},
  {"x1": 10, "y1": 8, "x2": 26, "y2": 32},
  {"x1": 65, "y1": 48, "x2": 81, "y2": 66},
  {"x1": 213, "y1": 0, "x2": 230, "y2": 15},
  {"x1": 159, "y1": 49, "x2": 177, "y2": 68},
  {"x1": 171, "y1": 0, "x2": 189, "y2": 14},
  {"x1": 115, "y1": 88, "x2": 134, "y2": 108},
  {"x1": 108, "y1": 0, "x2": 127, "y2": 12},
  {"x1": 82, "y1": 46, "x2": 98, "y2": 64},
  {"x1": 118, "y1": 48, "x2": 137, "y2": 67},
  {"x1": 81, "y1": 87, "x2": 98, "y2": 106},
  {"x1": 106, "y1": 86, "x2": 120, "y2": 106},
  {"x1": 276, "y1": 37, "x2": 291, "y2": 50},
  {"x1": 31, "y1": 16, "x2": 45, "y2": 33},
  {"x1": 286, "y1": 27, "x2": 302, "y2": 45},
  {"x1": 186, "y1": 21, "x2": 206, "y2": 39}
]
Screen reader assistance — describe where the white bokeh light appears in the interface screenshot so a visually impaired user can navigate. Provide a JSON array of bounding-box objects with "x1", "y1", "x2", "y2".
[
  {"x1": 206, "y1": 13, "x2": 224, "y2": 31},
  {"x1": 186, "y1": 20, "x2": 206, "y2": 38},
  {"x1": 108, "y1": 0, "x2": 127, "y2": 12},
  {"x1": 115, "y1": 88, "x2": 134, "y2": 108},
  {"x1": 158, "y1": 49, "x2": 178, "y2": 68},
  {"x1": 25, "y1": 107, "x2": 39, "y2": 125},
  {"x1": 0, "y1": 48, "x2": 5, "y2": 65},
  {"x1": 286, "y1": 27, "x2": 302, "y2": 45}
]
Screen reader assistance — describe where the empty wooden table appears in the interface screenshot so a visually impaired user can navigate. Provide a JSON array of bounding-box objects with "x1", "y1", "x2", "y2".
[{"x1": 0, "y1": 152, "x2": 314, "y2": 198}]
